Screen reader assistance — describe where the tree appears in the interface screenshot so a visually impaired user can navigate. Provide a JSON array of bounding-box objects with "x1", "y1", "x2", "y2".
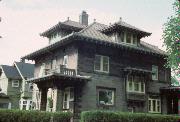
[{"x1": 163, "y1": 0, "x2": 180, "y2": 85}]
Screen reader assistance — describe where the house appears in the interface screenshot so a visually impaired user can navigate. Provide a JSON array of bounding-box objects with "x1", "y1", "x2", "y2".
[
  {"x1": 22, "y1": 11, "x2": 171, "y2": 119},
  {"x1": 0, "y1": 62, "x2": 34, "y2": 110}
]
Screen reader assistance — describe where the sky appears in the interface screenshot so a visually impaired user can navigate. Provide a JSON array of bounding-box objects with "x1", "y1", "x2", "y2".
[{"x1": 0, "y1": 0, "x2": 174, "y2": 65}]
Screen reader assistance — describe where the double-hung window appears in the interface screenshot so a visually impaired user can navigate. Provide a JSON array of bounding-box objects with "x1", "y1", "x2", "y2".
[
  {"x1": 94, "y1": 55, "x2": 109, "y2": 73},
  {"x1": 63, "y1": 55, "x2": 68, "y2": 68},
  {"x1": 127, "y1": 75, "x2": 145, "y2": 93},
  {"x1": 12, "y1": 80, "x2": 19, "y2": 87},
  {"x1": 148, "y1": 98, "x2": 161, "y2": 113},
  {"x1": 98, "y1": 88, "x2": 114, "y2": 105},
  {"x1": 152, "y1": 65, "x2": 158, "y2": 80}
]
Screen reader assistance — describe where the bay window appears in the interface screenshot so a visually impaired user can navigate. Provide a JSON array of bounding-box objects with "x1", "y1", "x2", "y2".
[{"x1": 127, "y1": 75, "x2": 145, "y2": 93}]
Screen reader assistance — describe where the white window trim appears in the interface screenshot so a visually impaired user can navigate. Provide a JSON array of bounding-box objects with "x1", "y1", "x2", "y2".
[
  {"x1": 98, "y1": 89, "x2": 114, "y2": 106},
  {"x1": 152, "y1": 65, "x2": 158, "y2": 80},
  {"x1": 12, "y1": 80, "x2": 19, "y2": 87},
  {"x1": 20, "y1": 100, "x2": 32, "y2": 110},
  {"x1": 148, "y1": 98, "x2": 161, "y2": 113},
  {"x1": 126, "y1": 75, "x2": 145, "y2": 93},
  {"x1": 63, "y1": 87, "x2": 74, "y2": 109},
  {"x1": 63, "y1": 55, "x2": 68, "y2": 68},
  {"x1": 94, "y1": 55, "x2": 109, "y2": 73}
]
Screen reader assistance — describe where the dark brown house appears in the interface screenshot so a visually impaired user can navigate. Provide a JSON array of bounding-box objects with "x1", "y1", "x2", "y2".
[{"x1": 22, "y1": 11, "x2": 171, "y2": 120}]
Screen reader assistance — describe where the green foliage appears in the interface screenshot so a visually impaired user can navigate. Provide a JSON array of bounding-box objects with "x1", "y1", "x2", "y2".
[
  {"x1": 163, "y1": 0, "x2": 180, "y2": 75},
  {"x1": 80, "y1": 111, "x2": 180, "y2": 122},
  {"x1": 0, "y1": 109, "x2": 72, "y2": 122}
]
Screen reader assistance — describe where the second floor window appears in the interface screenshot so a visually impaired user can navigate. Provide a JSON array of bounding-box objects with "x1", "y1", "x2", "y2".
[
  {"x1": 28, "y1": 83, "x2": 33, "y2": 92},
  {"x1": 152, "y1": 65, "x2": 158, "y2": 80},
  {"x1": 12, "y1": 80, "x2": 19, "y2": 87},
  {"x1": 63, "y1": 55, "x2": 68, "y2": 68},
  {"x1": 94, "y1": 55, "x2": 109, "y2": 73},
  {"x1": 127, "y1": 75, "x2": 145, "y2": 93}
]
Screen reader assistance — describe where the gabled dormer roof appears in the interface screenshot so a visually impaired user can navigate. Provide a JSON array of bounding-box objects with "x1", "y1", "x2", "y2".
[
  {"x1": 101, "y1": 20, "x2": 151, "y2": 37},
  {"x1": 40, "y1": 20, "x2": 86, "y2": 37},
  {"x1": 14, "y1": 62, "x2": 34, "y2": 79},
  {"x1": 0, "y1": 65, "x2": 21, "y2": 79}
]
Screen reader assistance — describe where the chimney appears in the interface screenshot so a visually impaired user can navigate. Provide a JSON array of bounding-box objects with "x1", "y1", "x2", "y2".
[{"x1": 79, "y1": 11, "x2": 88, "y2": 26}]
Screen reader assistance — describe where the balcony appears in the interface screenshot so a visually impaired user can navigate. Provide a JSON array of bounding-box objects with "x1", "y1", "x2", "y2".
[{"x1": 44, "y1": 65, "x2": 76, "y2": 77}]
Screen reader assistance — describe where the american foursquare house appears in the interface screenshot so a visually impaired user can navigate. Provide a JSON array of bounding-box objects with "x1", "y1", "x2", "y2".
[{"x1": 21, "y1": 11, "x2": 172, "y2": 118}]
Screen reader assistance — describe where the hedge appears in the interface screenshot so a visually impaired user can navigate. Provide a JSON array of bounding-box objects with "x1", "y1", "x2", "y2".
[
  {"x1": 0, "y1": 109, "x2": 72, "y2": 122},
  {"x1": 80, "y1": 111, "x2": 180, "y2": 122}
]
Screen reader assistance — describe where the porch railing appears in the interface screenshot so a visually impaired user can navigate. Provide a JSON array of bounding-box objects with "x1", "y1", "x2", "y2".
[{"x1": 44, "y1": 65, "x2": 76, "y2": 76}]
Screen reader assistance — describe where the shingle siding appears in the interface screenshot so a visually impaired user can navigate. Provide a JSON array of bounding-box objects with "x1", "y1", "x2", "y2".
[{"x1": 77, "y1": 41, "x2": 170, "y2": 113}]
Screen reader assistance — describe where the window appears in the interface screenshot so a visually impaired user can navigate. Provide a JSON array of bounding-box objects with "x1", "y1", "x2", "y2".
[
  {"x1": 152, "y1": 65, "x2": 158, "y2": 80},
  {"x1": 28, "y1": 83, "x2": 33, "y2": 92},
  {"x1": 120, "y1": 32, "x2": 124, "y2": 42},
  {"x1": 63, "y1": 87, "x2": 74, "y2": 109},
  {"x1": 12, "y1": 80, "x2": 19, "y2": 87},
  {"x1": 127, "y1": 75, "x2": 145, "y2": 93},
  {"x1": 20, "y1": 100, "x2": 32, "y2": 110},
  {"x1": 133, "y1": 34, "x2": 137, "y2": 44},
  {"x1": 94, "y1": 55, "x2": 109, "y2": 73},
  {"x1": 148, "y1": 98, "x2": 161, "y2": 113},
  {"x1": 98, "y1": 88, "x2": 114, "y2": 105},
  {"x1": 63, "y1": 55, "x2": 68, "y2": 68},
  {"x1": 126, "y1": 32, "x2": 131, "y2": 43}
]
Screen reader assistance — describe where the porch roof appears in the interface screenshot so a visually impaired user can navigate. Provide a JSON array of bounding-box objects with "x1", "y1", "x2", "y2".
[
  {"x1": 160, "y1": 86, "x2": 180, "y2": 92},
  {"x1": 26, "y1": 73, "x2": 91, "y2": 83},
  {"x1": 123, "y1": 67, "x2": 152, "y2": 74}
]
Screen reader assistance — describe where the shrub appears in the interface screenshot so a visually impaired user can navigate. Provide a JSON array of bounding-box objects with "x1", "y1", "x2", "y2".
[
  {"x1": 0, "y1": 109, "x2": 72, "y2": 122},
  {"x1": 80, "y1": 111, "x2": 180, "y2": 122}
]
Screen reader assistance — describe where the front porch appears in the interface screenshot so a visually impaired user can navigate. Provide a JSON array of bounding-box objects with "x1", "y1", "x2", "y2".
[
  {"x1": 160, "y1": 86, "x2": 180, "y2": 115},
  {"x1": 26, "y1": 66, "x2": 90, "y2": 116}
]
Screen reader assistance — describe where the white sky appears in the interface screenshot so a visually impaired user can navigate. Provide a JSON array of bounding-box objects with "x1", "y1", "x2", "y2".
[{"x1": 0, "y1": 0, "x2": 174, "y2": 65}]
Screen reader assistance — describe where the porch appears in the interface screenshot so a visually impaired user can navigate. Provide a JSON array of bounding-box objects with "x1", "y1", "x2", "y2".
[
  {"x1": 26, "y1": 65, "x2": 90, "y2": 114},
  {"x1": 160, "y1": 86, "x2": 180, "y2": 115}
]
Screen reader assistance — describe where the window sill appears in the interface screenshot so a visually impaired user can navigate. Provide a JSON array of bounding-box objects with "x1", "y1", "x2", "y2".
[
  {"x1": 94, "y1": 70, "x2": 109, "y2": 75},
  {"x1": 127, "y1": 91, "x2": 145, "y2": 94}
]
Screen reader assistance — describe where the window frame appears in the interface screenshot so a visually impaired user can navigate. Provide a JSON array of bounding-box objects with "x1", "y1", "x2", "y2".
[
  {"x1": 12, "y1": 80, "x2": 19, "y2": 88},
  {"x1": 94, "y1": 55, "x2": 109, "y2": 73},
  {"x1": 97, "y1": 88, "x2": 115, "y2": 106},
  {"x1": 148, "y1": 98, "x2": 161, "y2": 113},
  {"x1": 63, "y1": 55, "x2": 68, "y2": 68},
  {"x1": 28, "y1": 83, "x2": 33, "y2": 92},
  {"x1": 127, "y1": 75, "x2": 145, "y2": 93},
  {"x1": 152, "y1": 65, "x2": 158, "y2": 80}
]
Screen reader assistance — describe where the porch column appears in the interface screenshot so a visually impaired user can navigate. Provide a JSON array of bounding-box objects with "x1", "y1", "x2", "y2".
[{"x1": 40, "y1": 88, "x2": 48, "y2": 111}]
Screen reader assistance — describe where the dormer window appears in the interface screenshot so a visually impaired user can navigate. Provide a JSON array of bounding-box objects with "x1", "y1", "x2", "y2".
[
  {"x1": 111, "y1": 31, "x2": 138, "y2": 45},
  {"x1": 126, "y1": 32, "x2": 131, "y2": 44}
]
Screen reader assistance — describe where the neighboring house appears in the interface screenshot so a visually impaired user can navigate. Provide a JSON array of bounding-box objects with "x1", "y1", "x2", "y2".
[
  {"x1": 0, "y1": 62, "x2": 34, "y2": 110},
  {"x1": 22, "y1": 11, "x2": 171, "y2": 119}
]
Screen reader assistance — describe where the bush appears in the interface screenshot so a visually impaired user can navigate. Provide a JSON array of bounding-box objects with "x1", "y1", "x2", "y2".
[
  {"x1": 0, "y1": 109, "x2": 72, "y2": 122},
  {"x1": 80, "y1": 111, "x2": 180, "y2": 122}
]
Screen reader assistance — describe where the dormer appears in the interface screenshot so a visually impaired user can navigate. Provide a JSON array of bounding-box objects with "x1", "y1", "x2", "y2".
[
  {"x1": 102, "y1": 18, "x2": 151, "y2": 46},
  {"x1": 40, "y1": 11, "x2": 89, "y2": 45}
]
